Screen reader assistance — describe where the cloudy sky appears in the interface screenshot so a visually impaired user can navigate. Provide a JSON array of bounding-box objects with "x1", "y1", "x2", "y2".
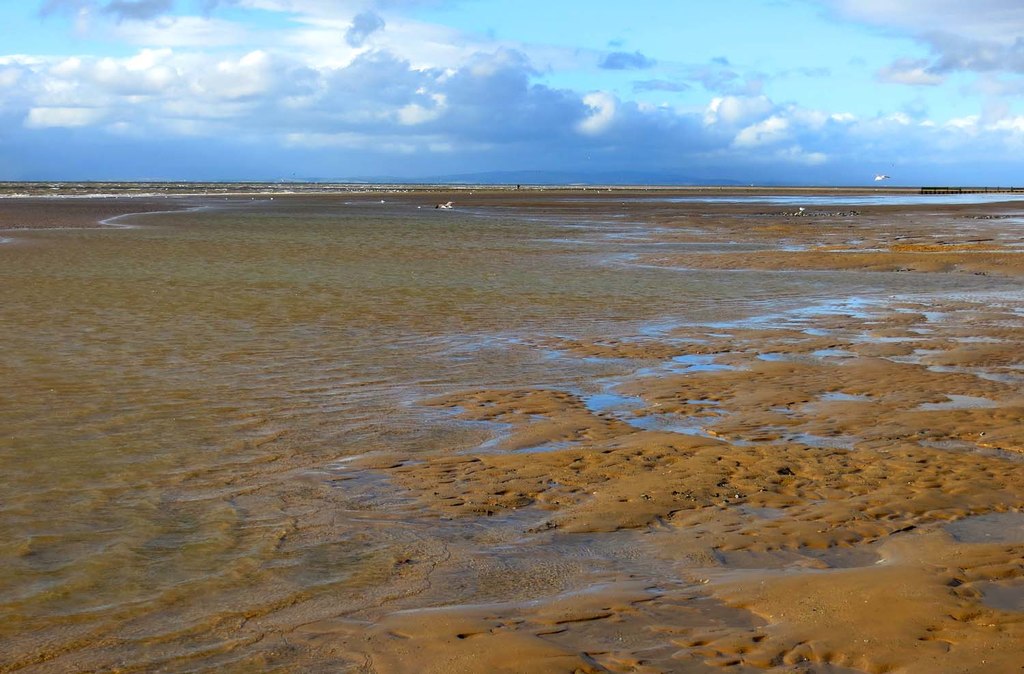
[{"x1": 2, "y1": 0, "x2": 1024, "y2": 184}]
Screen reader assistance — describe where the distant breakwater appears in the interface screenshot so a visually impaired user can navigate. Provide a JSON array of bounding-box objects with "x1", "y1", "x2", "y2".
[{"x1": 920, "y1": 186, "x2": 1024, "y2": 194}]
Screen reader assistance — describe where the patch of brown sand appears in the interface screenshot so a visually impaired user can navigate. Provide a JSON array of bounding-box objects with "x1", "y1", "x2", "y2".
[
  {"x1": 293, "y1": 583, "x2": 671, "y2": 674},
  {"x1": 534, "y1": 336, "x2": 692, "y2": 361},
  {"x1": 373, "y1": 294, "x2": 1024, "y2": 672},
  {"x1": 685, "y1": 533, "x2": 1024, "y2": 673}
]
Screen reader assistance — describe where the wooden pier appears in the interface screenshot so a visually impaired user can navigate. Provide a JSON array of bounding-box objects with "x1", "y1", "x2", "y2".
[{"x1": 920, "y1": 186, "x2": 1024, "y2": 194}]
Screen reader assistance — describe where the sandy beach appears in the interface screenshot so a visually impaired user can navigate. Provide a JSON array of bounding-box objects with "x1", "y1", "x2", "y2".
[{"x1": 1, "y1": 187, "x2": 1022, "y2": 673}]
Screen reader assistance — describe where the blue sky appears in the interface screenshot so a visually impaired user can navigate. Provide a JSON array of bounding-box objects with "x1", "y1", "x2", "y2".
[{"x1": 2, "y1": 0, "x2": 1024, "y2": 184}]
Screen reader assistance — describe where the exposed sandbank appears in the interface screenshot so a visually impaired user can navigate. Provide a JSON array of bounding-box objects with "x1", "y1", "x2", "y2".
[{"x1": 2, "y1": 188, "x2": 1022, "y2": 673}]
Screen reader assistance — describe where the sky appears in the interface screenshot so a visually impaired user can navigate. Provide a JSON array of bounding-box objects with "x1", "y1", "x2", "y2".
[{"x1": 2, "y1": 0, "x2": 1024, "y2": 184}]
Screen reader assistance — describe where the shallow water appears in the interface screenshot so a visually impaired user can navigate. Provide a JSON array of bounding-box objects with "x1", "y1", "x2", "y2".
[
  {"x1": 944, "y1": 512, "x2": 1024, "y2": 543},
  {"x1": 2, "y1": 192, "x2": 1022, "y2": 671},
  {"x1": 631, "y1": 193, "x2": 1024, "y2": 206},
  {"x1": 917, "y1": 394, "x2": 999, "y2": 410},
  {"x1": 978, "y1": 580, "x2": 1024, "y2": 612}
]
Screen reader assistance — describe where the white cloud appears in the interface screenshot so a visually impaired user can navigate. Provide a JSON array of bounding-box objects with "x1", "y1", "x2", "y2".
[
  {"x1": 789, "y1": 108, "x2": 829, "y2": 129},
  {"x1": 234, "y1": 0, "x2": 363, "y2": 18},
  {"x1": 92, "y1": 49, "x2": 177, "y2": 94},
  {"x1": 397, "y1": 93, "x2": 446, "y2": 125},
  {"x1": 280, "y1": 24, "x2": 363, "y2": 69},
  {"x1": 827, "y1": 0, "x2": 1024, "y2": 44},
  {"x1": 577, "y1": 91, "x2": 616, "y2": 135},
  {"x1": 733, "y1": 115, "x2": 789, "y2": 147},
  {"x1": 52, "y1": 56, "x2": 84, "y2": 78},
  {"x1": 776, "y1": 145, "x2": 828, "y2": 165},
  {"x1": 945, "y1": 115, "x2": 979, "y2": 131},
  {"x1": 110, "y1": 15, "x2": 250, "y2": 47},
  {"x1": 877, "y1": 58, "x2": 945, "y2": 86},
  {"x1": 25, "y1": 106, "x2": 107, "y2": 128},
  {"x1": 703, "y1": 95, "x2": 773, "y2": 126},
  {"x1": 193, "y1": 50, "x2": 276, "y2": 99},
  {"x1": 989, "y1": 116, "x2": 1024, "y2": 134},
  {"x1": 826, "y1": 0, "x2": 1024, "y2": 76},
  {"x1": 0, "y1": 68, "x2": 23, "y2": 89},
  {"x1": 285, "y1": 13, "x2": 485, "y2": 71}
]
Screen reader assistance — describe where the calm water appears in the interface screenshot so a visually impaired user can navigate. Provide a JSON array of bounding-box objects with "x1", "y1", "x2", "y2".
[{"x1": 0, "y1": 195, "x2": 1014, "y2": 671}]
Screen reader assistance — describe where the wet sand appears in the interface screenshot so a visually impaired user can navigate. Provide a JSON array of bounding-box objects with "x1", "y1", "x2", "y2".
[{"x1": 1, "y1": 187, "x2": 1023, "y2": 673}]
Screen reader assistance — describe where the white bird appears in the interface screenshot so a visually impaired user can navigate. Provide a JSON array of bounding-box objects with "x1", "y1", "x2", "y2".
[
  {"x1": 435, "y1": 201, "x2": 453, "y2": 209},
  {"x1": 874, "y1": 174, "x2": 890, "y2": 181}
]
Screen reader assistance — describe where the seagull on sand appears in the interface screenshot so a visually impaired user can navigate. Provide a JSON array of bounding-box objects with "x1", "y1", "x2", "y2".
[{"x1": 435, "y1": 201, "x2": 453, "y2": 209}]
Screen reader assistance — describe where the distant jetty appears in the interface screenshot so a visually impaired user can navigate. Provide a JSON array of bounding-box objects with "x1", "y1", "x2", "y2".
[{"x1": 920, "y1": 186, "x2": 1024, "y2": 194}]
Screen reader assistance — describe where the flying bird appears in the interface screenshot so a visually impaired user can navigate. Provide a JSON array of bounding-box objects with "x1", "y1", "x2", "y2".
[{"x1": 874, "y1": 174, "x2": 891, "y2": 181}]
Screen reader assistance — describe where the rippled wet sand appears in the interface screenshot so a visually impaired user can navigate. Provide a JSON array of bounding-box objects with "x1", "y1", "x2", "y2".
[{"x1": 2, "y1": 189, "x2": 1023, "y2": 673}]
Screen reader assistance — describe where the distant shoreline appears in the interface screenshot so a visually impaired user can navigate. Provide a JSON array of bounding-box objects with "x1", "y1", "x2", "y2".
[{"x1": 0, "y1": 181, "x2": 1006, "y2": 198}]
